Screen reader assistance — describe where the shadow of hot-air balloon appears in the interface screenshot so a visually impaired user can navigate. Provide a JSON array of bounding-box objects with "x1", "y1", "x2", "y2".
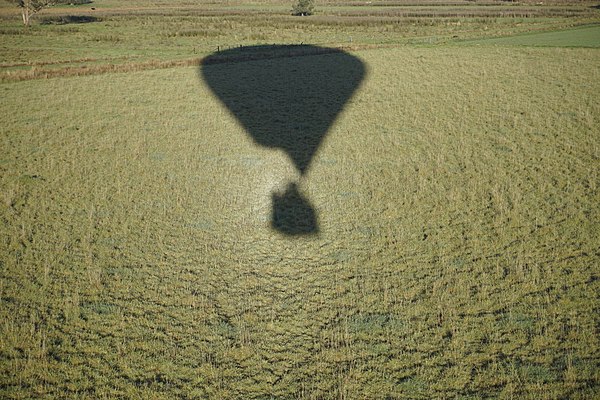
[{"x1": 202, "y1": 45, "x2": 365, "y2": 235}]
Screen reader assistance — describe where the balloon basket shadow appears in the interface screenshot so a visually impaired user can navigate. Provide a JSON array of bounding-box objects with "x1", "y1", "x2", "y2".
[{"x1": 271, "y1": 182, "x2": 318, "y2": 236}]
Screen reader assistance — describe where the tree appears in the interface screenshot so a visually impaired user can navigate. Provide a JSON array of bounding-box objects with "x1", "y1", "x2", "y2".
[
  {"x1": 8, "y1": 0, "x2": 56, "y2": 26},
  {"x1": 292, "y1": 0, "x2": 314, "y2": 16}
]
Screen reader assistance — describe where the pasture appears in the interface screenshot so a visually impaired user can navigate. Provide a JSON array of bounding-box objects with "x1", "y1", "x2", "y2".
[{"x1": 1, "y1": 1, "x2": 599, "y2": 398}]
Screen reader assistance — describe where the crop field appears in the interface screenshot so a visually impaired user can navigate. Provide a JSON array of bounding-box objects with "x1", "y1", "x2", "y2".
[{"x1": 1, "y1": 0, "x2": 599, "y2": 399}]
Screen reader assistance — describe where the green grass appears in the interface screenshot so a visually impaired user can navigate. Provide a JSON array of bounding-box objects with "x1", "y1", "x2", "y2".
[
  {"x1": 466, "y1": 24, "x2": 600, "y2": 47},
  {"x1": 1, "y1": 0, "x2": 600, "y2": 398}
]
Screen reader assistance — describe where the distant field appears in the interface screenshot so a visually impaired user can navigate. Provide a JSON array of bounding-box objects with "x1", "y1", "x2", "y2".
[
  {"x1": 1, "y1": 1, "x2": 599, "y2": 399},
  {"x1": 1, "y1": 0, "x2": 599, "y2": 82}
]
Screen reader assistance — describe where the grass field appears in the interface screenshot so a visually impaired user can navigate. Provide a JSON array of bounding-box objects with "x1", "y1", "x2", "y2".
[{"x1": 1, "y1": 0, "x2": 599, "y2": 398}]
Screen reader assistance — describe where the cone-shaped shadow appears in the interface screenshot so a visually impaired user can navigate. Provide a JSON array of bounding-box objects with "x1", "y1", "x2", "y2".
[{"x1": 201, "y1": 45, "x2": 365, "y2": 235}]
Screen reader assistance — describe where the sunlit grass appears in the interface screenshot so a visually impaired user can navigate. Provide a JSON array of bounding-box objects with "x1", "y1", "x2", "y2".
[{"x1": 1, "y1": 0, "x2": 599, "y2": 397}]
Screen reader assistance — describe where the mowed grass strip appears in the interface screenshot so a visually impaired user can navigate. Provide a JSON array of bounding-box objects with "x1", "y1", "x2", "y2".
[
  {"x1": 465, "y1": 24, "x2": 600, "y2": 47},
  {"x1": 1, "y1": 45, "x2": 599, "y2": 398}
]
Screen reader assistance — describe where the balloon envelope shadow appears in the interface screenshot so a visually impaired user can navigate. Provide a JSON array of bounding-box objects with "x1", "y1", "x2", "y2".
[{"x1": 202, "y1": 45, "x2": 365, "y2": 235}]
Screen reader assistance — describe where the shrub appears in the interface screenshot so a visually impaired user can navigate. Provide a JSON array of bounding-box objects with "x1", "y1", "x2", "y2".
[{"x1": 292, "y1": 0, "x2": 315, "y2": 16}]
